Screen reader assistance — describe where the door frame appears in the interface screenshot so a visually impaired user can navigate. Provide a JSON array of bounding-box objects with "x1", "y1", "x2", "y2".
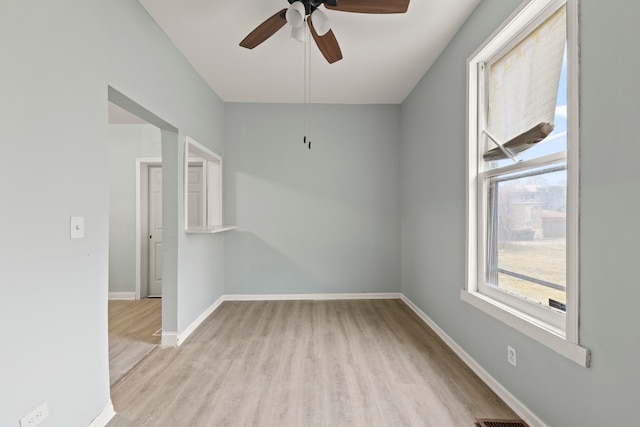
[{"x1": 135, "y1": 158, "x2": 162, "y2": 300}]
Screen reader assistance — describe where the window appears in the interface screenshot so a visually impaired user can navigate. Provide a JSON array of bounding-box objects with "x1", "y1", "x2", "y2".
[
  {"x1": 463, "y1": 0, "x2": 588, "y2": 366},
  {"x1": 184, "y1": 136, "x2": 230, "y2": 233}
]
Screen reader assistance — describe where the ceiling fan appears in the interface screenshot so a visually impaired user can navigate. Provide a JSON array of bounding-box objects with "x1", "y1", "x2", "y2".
[{"x1": 239, "y1": 0, "x2": 411, "y2": 64}]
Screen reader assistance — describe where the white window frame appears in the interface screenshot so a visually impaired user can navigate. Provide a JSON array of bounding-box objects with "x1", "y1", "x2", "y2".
[
  {"x1": 462, "y1": 0, "x2": 589, "y2": 367},
  {"x1": 184, "y1": 136, "x2": 229, "y2": 233}
]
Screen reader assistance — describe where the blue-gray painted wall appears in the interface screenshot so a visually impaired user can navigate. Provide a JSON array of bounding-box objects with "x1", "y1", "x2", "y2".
[
  {"x1": 1, "y1": 0, "x2": 638, "y2": 426},
  {"x1": 400, "y1": 1, "x2": 640, "y2": 425},
  {"x1": 0, "y1": 0, "x2": 226, "y2": 425},
  {"x1": 224, "y1": 103, "x2": 401, "y2": 295}
]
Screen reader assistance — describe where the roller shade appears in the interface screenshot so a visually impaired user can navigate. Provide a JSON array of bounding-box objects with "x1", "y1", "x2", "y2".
[{"x1": 485, "y1": 5, "x2": 566, "y2": 156}]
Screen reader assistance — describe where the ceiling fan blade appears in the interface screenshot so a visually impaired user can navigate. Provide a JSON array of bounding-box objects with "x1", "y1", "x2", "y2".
[
  {"x1": 308, "y1": 17, "x2": 343, "y2": 64},
  {"x1": 239, "y1": 9, "x2": 288, "y2": 49},
  {"x1": 325, "y1": 0, "x2": 410, "y2": 14}
]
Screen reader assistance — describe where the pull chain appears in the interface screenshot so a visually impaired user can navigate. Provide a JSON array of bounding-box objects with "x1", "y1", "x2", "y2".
[{"x1": 303, "y1": 19, "x2": 311, "y2": 149}]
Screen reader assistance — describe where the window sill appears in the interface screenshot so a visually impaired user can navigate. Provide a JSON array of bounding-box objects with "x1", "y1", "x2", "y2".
[
  {"x1": 185, "y1": 225, "x2": 237, "y2": 234},
  {"x1": 460, "y1": 289, "x2": 590, "y2": 367}
]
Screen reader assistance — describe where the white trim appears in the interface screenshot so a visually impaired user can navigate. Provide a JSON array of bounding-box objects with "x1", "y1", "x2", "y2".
[
  {"x1": 161, "y1": 331, "x2": 178, "y2": 347},
  {"x1": 469, "y1": 0, "x2": 566, "y2": 63},
  {"x1": 184, "y1": 136, "x2": 223, "y2": 232},
  {"x1": 176, "y1": 296, "x2": 225, "y2": 346},
  {"x1": 564, "y1": 0, "x2": 580, "y2": 344},
  {"x1": 400, "y1": 295, "x2": 548, "y2": 427},
  {"x1": 479, "y1": 151, "x2": 567, "y2": 179},
  {"x1": 87, "y1": 402, "x2": 115, "y2": 427},
  {"x1": 461, "y1": 289, "x2": 589, "y2": 367},
  {"x1": 184, "y1": 225, "x2": 237, "y2": 234},
  {"x1": 223, "y1": 293, "x2": 403, "y2": 301},
  {"x1": 108, "y1": 292, "x2": 136, "y2": 300},
  {"x1": 466, "y1": 0, "x2": 582, "y2": 355}
]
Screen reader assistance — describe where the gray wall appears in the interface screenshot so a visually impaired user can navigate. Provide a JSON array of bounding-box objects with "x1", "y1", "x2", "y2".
[
  {"x1": 400, "y1": 0, "x2": 640, "y2": 425},
  {"x1": 224, "y1": 103, "x2": 401, "y2": 295},
  {"x1": 2, "y1": 0, "x2": 639, "y2": 425},
  {"x1": 108, "y1": 124, "x2": 161, "y2": 294},
  {"x1": 0, "y1": 0, "x2": 225, "y2": 426}
]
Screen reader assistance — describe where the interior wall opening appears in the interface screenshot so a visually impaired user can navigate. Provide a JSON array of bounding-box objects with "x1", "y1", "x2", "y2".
[{"x1": 106, "y1": 86, "x2": 179, "y2": 389}]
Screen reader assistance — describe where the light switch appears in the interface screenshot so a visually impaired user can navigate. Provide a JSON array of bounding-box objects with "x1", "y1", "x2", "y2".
[{"x1": 70, "y1": 216, "x2": 85, "y2": 239}]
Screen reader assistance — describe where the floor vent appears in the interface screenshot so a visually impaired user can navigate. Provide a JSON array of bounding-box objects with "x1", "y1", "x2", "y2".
[{"x1": 476, "y1": 419, "x2": 529, "y2": 427}]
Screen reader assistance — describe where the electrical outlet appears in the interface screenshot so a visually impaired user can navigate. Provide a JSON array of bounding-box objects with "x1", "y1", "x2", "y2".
[
  {"x1": 20, "y1": 402, "x2": 48, "y2": 427},
  {"x1": 507, "y1": 345, "x2": 517, "y2": 367}
]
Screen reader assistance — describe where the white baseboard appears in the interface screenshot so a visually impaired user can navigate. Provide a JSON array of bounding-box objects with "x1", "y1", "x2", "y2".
[
  {"x1": 161, "y1": 332, "x2": 178, "y2": 347},
  {"x1": 108, "y1": 292, "x2": 136, "y2": 300},
  {"x1": 176, "y1": 296, "x2": 225, "y2": 346},
  {"x1": 88, "y1": 401, "x2": 115, "y2": 427},
  {"x1": 224, "y1": 292, "x2": 402, "y2": 301},
  {"x1": 400, "y1": 295, "x2": 547, "y2": 427}
]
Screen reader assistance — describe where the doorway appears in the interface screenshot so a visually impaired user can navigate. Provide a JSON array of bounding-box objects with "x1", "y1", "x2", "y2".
[
  {"x1": 136, "y1": 160, "x2": 163, "y2": 299},
  {"x1": 108, "y1": 106, "x2": 164, "y2": 386},
  {"x1": 107, "y1": 86, "x2": 180, "y2": 389},
  {"x1": 147, "y1": 164, "x2": 163, "y2": 297}
]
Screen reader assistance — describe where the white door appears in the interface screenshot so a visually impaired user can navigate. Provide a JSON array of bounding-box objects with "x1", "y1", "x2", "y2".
[
  {"x1": 148, "y1": 165, "x2": 163, "y2": 297},
  {"x1": 187, "y1": 164, "x2": 204, "y2": 228}
]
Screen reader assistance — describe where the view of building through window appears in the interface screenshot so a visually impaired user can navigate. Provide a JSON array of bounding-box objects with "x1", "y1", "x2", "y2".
[{"x1": 491, "y1": 167, "x2": 567, "y2": 307}]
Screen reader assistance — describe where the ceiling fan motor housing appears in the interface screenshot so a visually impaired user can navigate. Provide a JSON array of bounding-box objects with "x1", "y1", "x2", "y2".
[{"x1": 287, "y1": 0, "x2": 338, "y2": 16}]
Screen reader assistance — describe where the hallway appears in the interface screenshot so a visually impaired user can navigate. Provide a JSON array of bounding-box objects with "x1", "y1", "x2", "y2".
[{"x1": 108, "y1": 298, "x2": 161, "y2": 386}]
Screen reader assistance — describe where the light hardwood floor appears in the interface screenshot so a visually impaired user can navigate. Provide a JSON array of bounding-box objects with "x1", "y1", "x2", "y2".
[
  {"x1": 109, "y1": 298, "x2": 161, "y2": 386},
  {"x1": 108, "y1": 299, "x2": 518, "y2": 426}
]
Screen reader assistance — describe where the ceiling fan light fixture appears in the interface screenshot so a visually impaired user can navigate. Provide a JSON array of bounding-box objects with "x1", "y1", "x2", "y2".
[
  {"x1": 310, "y1": 9, "x2": 330, "y2": 36},
  {"x1": 240, "y1": 0, "x2": 412, "y2": 63},
  {"x1": 290, "y1": 24, "x2": 306, "y2": 42},
  {"x1": 286, "y1": 1, "x2": 306, "y2": 28}
]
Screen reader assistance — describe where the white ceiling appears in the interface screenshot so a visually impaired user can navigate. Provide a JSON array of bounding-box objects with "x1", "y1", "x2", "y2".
[{"x1": 138, "y1": 0, "x2": 480, "y2": 104}]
